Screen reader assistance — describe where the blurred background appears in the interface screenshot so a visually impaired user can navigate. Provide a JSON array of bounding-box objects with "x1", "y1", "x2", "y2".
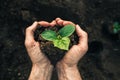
[{"x1": 0, "y1": 0, "x2": 120, "y2": 80}]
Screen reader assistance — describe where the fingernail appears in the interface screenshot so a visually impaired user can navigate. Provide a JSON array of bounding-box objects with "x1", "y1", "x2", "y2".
[
  {"x1": 76, "y1": 24, "x2": 79, "y2": 27},
  {"x1": 33, "y1": 21, "x2": 38, "y2": 24},
  {"x1": 34, "y1": 21, "x2": 37, "y2": 22},
  {"x1": 76, "y1": 24, "x2": 80, "y2": 26}
]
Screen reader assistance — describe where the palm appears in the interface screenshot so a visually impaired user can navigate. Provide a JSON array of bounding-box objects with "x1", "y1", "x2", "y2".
[
  {"x1": 25, "y1": 21, "x2": 55, "y2": 64},
  {"x1": 55, "y1": 18, "x2": 88, "y2": 66},
  {"x1": 25, "y1": 41, "x2": 48, "y2": 64},
  {"x1": 62, "y1": 45, "x2": 87, "y2": 66}
]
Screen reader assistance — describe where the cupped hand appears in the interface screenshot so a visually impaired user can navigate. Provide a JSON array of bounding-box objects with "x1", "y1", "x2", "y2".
[
  {"x1": 25, "y1": 21, "x2": 57, "y2": 80},
  {"x1": 25, "y1": 20, "x2": 56, "y2": 65},
  {"x1": 55, "y1": 18, "x2": 88, "y2": 67},
  {"x1": 25, "y1": 18, "x2": 88, "y2": 67}
]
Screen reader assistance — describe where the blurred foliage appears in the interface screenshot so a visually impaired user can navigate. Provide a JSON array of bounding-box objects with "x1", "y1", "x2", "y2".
[{"x1": 113, "y1": 22, "x2": 120, "y2": 33}]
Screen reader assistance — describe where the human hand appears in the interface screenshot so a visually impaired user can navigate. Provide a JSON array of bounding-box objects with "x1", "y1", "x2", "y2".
[
  {"x1": 25, "y1": 21, "x2": 56, "y2": 80},
  {"x1": 55, "y1": 18, "x2": 88, "y2": 80}
]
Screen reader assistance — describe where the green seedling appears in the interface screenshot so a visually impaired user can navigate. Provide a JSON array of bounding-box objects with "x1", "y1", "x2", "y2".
[
  {"x1": 113, "y1": 22, "x2": 120, "y2": 33},
  {"x1": 41, "y1": 24, "x2": 75, "y2": 50}
]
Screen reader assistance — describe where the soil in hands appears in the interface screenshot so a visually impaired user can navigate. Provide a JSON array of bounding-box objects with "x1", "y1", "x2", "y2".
[{"x1": 34, "y1": 26, "x2": 78, "y2": 66}]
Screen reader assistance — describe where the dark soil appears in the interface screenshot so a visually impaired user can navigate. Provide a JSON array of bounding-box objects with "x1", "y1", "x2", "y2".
[
  {"x1": 34, "y1": 26, "x2": 78, "y2": 66},
  {"x1": 0, "y1": 0, "x2": 120, "y2": 80}
]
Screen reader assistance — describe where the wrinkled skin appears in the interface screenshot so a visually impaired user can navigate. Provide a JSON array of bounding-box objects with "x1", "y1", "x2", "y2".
[{"x1": 25, "y1": 18, "x2": 88, "y2": 80}]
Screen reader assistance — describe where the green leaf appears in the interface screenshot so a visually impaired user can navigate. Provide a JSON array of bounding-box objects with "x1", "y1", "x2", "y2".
[
  {"x1": 113, "y1": 22, "x2": 120, "y2": 33},
  {"x1": 113, "y1": 28, "x2": 117, "y2": 34},
  {"x1": 53, "y1": 37, "x2": 70, "y2": 50},
  {"x1": 113, "y1": 22, "x2": 119, "y2": 28},
  {"x1": 41, "y1": 30, "x2": 57, "y2": 41},
  {"x1": 58, "y1": 24, "x2": 75, "y2": 37}
]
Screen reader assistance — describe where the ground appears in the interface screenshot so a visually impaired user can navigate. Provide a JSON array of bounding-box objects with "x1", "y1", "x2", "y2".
[{"x1": 0, "y1": 0, "x2": 120, "y2": 80}]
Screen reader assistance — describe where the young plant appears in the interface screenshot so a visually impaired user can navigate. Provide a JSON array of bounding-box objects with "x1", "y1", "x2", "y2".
[
  {"x1": 41, "y1": 24, "x2": 75, "y2": 50},
  {"x1": 113, "y1": 22, "x2": 120, "y2": 34}
]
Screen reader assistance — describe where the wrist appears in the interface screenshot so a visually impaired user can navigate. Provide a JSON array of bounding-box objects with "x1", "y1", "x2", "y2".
[
  {"x1": 57, "y1": 61, "x2": 78, "y2": 74},
  {"x1": 57, "y1": 61, "x2": 82, "y2": 80},
  {"x1": 29, "y1": 63, "x2": 53, "y2": 80},
  {"x1": 57, "y1": 60, "x2": 77, "y2": 68}
]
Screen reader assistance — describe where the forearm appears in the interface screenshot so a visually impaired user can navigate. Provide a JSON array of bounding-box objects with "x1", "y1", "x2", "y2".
[
  {"x1": 29, "y1": 63, "x2": 53, "y2": 80},
  {"x1": 57, "y1": 63, "x2": 82, "y2": 80}
]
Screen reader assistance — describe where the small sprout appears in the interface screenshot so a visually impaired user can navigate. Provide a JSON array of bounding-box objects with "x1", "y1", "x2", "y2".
[
  {"x1": 113, "y1": 22, "x2": 120, "y2": 34},
  {"x1": 41, "y1": 24, "x2": 75, "y2": 50}
]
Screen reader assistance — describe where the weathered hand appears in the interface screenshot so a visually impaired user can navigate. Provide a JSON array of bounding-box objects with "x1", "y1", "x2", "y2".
[
  {"x1": 24, "y1": 18, "x2": 88, "y2": 80},
  {"x1": 25, "y1": 21, "x2": 50, "y2": 64},
  {"x1": 25, "y1": 21, "x2": 56, "y2": 80},
  {"x1": 55, "y1": 18, "x2": 88, "y2": 80}
]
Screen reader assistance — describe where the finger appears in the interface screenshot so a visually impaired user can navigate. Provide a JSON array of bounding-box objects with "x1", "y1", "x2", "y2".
[
  {"x1": 56, "y1": 17, "x2": 75, "y2": 26},
  {"x1": 55, "y1": 17, "x2": 62, "y2": 22},
  {"x1": 38, "y1": 21, "x2": 50, "y2": 27},
  {"x1": 76, "y1": 25, "x2": 88, "y2": 48},
  {"x1": 25, "y1": 21, "x2": 38, "y2": 41},
  {"x1": 26, "y1": 21, "x2": 50, "y2": 40},
  {"x1": 50, "y1": 20, "x2": 56, "y2": 27},
  {"x1": 63, "y1": 21, "x2": 75, "y2": 26},
  {"x1": 56, "y1": 18, "x2": 64, "y2": 26}
]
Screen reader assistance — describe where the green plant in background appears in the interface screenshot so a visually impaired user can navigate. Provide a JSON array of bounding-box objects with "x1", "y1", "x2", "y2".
[
  {"x1": 113, "y1": 22, "x2": 120, "y2": 34},
  {"x1": 41, "y1": 24, "x2": 75, "y2": 50}
]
